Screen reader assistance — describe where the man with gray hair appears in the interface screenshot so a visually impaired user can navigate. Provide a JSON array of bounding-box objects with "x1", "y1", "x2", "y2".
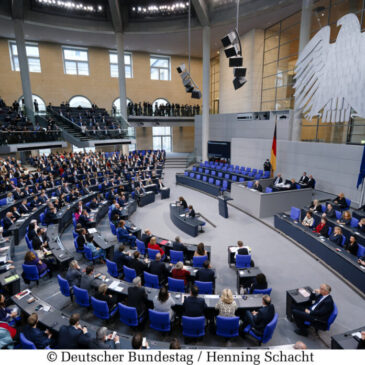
[
  {"x1": 127, "y1": 276, "x2": 148, "y2": 317},
  {"x1": 292, "y1": 283, "x2": 335, "y2": 337},
  {"x1": 172, "y1": 236, "x2": 187, "y2": 255},
  {"x1": 65, "y1": 260, "x2": 82, "y2": 287},
  {"x1": 89, "y1": 327, "x2": 120, "y2": 349},
  {"x1": 149, "y1": 253, "x2": 169, "y2": 285}
]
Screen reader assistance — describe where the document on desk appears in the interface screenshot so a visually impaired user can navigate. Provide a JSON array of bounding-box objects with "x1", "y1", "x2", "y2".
[
  {"x1": 352, "y1": 332, "x2": 361, "y2": 340},
  {"x1": 109, "y1": 281, "x2": 123, "y2": 292},
  {"x1": 88, "y1": 228, "x2": 97, "y2": 234},
  {"x1": 204, "y1": 295, "x2": 219, "y2": 299},
  {"x1": 298, "y1": 288, "x2": 310, "y2": 297},
  {"x1": 171, "y1": 203, "x2": 176, "y2": 206},
  {"x1": 179, "y1": 214, "x2": 185, "y2": 217},
  {"x1": 0, "y1": 255, "x2": 7, "y2": 264}
]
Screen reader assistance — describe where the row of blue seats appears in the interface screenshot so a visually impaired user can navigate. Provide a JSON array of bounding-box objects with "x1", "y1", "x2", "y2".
[
  {"x1": 290, "y1": 207, "x2": 365, "y2": 257},
  {"x1": 185, "y1": 172, "x2": 230, "y2": 192},
  {"x1": 194, "y1": 166, "x2": 270, "y2": 180},
  {"x1": 199, "y1": 161, "x2": 270, "y2": 176}
]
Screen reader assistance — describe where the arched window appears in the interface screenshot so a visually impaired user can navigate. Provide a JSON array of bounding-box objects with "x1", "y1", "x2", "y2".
[
  {"x1": 153, "y1": 98, "x2": 169, "y2": 111},
  {"x1": 18, "y1": 94, "x2": 46, "y2": 113},
  {"x1": 69, "y1": 95, "x2": 92, "y2": 108},
  {"x1": 113, "y1": 97, "x2": 132, "y2": 114}
]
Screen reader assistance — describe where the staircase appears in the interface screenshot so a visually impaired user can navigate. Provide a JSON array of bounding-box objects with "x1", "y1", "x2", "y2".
[
  {"x1": 164, "y1": 153, "x2": 189, "y2": 169},
  {"x1": 55, "y1": 118, "x2": 89, "y2": 142}
]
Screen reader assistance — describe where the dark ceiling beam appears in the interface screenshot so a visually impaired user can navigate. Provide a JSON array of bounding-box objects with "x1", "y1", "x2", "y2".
[
  {"x1": 11, "y1": 0, "x2": 24, "y2": 19},
  {"x1": 191, "y1": 0, "x2": 209, "y2": 27},
  {"x1": 108, "y1": 0, "x2": 124, "y2": 32}
]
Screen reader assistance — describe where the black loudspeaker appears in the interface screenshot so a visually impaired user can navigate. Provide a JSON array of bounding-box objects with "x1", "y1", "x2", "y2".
[
  {"x1": 234, "y1": 67, "x2": 246, "y2": 78},
  {"x1": 221, "y1": 31, "x2": 236, "y2": 48},
  {"x1": 177, "y1": 66, "x2": 183, "y2": 74},
  {"x1": 185, "y1": 85, "x2": 194, "y2": 93},
  {"x1": 229, "y1": 57, "x2": 243, "y2": 67},
  {"x1": 233, "y1": 77, "x2": 247, "y2": 90},
  {"x1": 224, "y1": 46, "x2": 239, "y2": 58},
  {"x1": 192, "y1": 89, "x2": 202, "y2": 99}
]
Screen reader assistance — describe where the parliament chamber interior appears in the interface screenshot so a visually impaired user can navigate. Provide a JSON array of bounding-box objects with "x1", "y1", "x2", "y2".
[{"x1": 0, "y1": 0, "x2": 365, "y2": 355}]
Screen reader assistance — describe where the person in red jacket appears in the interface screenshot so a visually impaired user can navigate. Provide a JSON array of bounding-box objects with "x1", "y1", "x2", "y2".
[
  {"x1": 147, "y1": 237, "x2": 164, "y2": 257},
  {"x1": 171, "y1": 261, "x2": 190, "y2": 286}
]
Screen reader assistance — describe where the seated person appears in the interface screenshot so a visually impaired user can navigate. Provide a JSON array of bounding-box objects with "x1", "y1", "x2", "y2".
[
  {"x1": 332, "y1": 193, "x2": 348, "y2": 210},
  {"x1": 292, "y1": 284, "x2": 334, "y2": 336},
  {"x1": 85, "y1": 234, "x2": 106, "y2": 263},
  {"x1": 358, "y1": 256, "x2": 365, "y2": 266},
  {"x1": 44, "y1": 204, "x2": 58, "y2": 225},
  {"x1": 233, "y1": 240, "x2": 254, "y2": 266},
  {"x1": 88, "y1": 197, "x2": 99, "y2": 210},
  {"x1": 147, "y1": 236, "x2": 164, "y2": 257},
  {"x1": 10, "y1": 206, "x2": 21, "y2": 221},
  {"x1": 89, "y1": 326, "x2": 120, "y2": 349},
  {"x1": 241, "y1": 295, "x2": 275, "y2": 336},
  {"x1": 309, "y1": 199, "x2": 322, "y2": 213},
  {"x1": 194, "y1": 242, "x2": 207, "y2": 257},
  {"x1": 253, "y1": 180, "x2": 262, "y2": 192},
  {"x1": 171, "y1": 261, "x2": 190, "y2": 286},
  {"x1": 329, "y1": 226, "x2": 344, "y2": 246},
  {"x1": 30, "y1": 195, "x2": 42, "y2": 210},
  {"x1": 80, "y1": 265, "x2": 97, "y2": 292},
  {"x1": 358, "y1": 217, "x2": 365, "y2": 233},
  {"x1": 65, "y1": 260, "x2": 82, "y2": 287},
  {"x1": 95, "y1": 283, "x2": 117, "y2": 311},
  {"x1": 215, "y1": 288, "x2": 237, "y2": 317},
  {"x1": 128, "y1": 251, "x2": 148, "y2": 276},
  {"x1": 298, "y1": 172, "x2": 309, "y2": 186},
  {"x1": 0, "y1": 294, "x2": 18, "y2": 324},
  {"x1": 170, "y1": 338, "x2": 181, "y2": 350},
  {"x1": 152, "y1": 286, "x2": 175, "y2": 320},
  {"x1": 32, "y1": 227, "x2": 49, "y2": 252},
  {"x1": 182, "y1": 285, "x2": 207, "y2": 317},
  {"x1": 23, "y1": 250, "x2": 51, "y2": 278},
  {"x1": 313, "y1": 217, "x2": 330, "y2": 237},
  {"x1": 141, "y1": 229, "x2": 152, "y2": 247},
  {"x1": 195, "y1": 260, "x2": 215, "y2": 283},
  {"x1": 6, "y1": 192, "x2": 14, "y2": 205},
  {"x1": 19, "y1": 199, "x2": 31, "y2": 214},
  {"x1": 22, "y1": 313, "x2": 53, "y2": 349},
  {"x1": 76, "y1": 228, "x2": 87, "y2": 251},
  {"x1": 172, "y1": 236, "x2": 187, "y2": 255},
  {"x1": 178, "y1": 196, "x2": 188, "y2": 210},
  {"x1": 345, "y1": 235, "x2": 359, "y2": 257},
  {"x1": 249, "y1": 273, "x2": 268, "y2": 293},
  {"x1": 2, "y1": 212, "x2": 15, "y2": 236},
  {"x1": 127, "y1": 277, "x2": 148, "y2": 317},
  {"x1": 113, "y1": 244, "x2": 131, "y2": 272},
  {"x1": 188, "y1": 205, "x2": 195, "y2": 218},
  {"x1": 271, "y1": 174, "x2": 283, "y2": 188},
  {"x1": 306, "y1": 174, "x2": 316, "y2": 189},
  {"x1": 131, "y1": 333, "x2": 148, "y2": 350},
  {"x1": 117, "y1": 220, "x2": 136, "y2": 248},
  {"x1": 324, "y1": 203, "x2": 336, "y2": 219},
  {"x1": 57, "y1": 313, "x2": 90, "y2": 349},
  {"x1": 78, "y1": 209, "x2": 94, "y2": 228},
  {"x1": 337, "y1": 210, "x2": 351, "y2": 226},
  {"x1": 149, "y1": 253, "x2": 169, "y2": 284},
  {"x1": 302, "y1": 211, "x2": 314, "y2": 227}
]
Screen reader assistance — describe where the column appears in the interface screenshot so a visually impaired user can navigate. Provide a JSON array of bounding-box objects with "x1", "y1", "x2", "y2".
[
  {"x1": 202, "y1": 26, "x2": 210, "y2": 161},
  {"x1": 291, "y1": 0, "x2": 313, "y2": 141},
  {"x1": 13, "y1": 19, "x2": 34, "y2": 122},
  {"x1": 116, "y1": 32, "x2": 128, "y2": 121}
]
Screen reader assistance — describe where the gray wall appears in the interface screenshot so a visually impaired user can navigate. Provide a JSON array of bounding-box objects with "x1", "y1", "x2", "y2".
[{"x1": 231, "y1": 138, "x2": 363, "y2": 204}]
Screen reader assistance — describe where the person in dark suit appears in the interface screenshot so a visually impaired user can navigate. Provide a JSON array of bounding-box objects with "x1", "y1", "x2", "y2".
[
  {"x1": 141, "y1": 229, "x2": 152, "y2": 247},
  {"x1": 345, "y1": 235, "x2": 359, "y2": 257},
  {"x1": 292, "y1": 284, "x2": 334, "y2": 336},
  {"x1": 325, "y1": 203, "x2": 336, "y2": 219},
  {"x1": 76, "y1": 228, "x2": 87, "y2": 251},
  {"x1": 2, "y1": 212, "x2": 15, "y2": 236},
  {"x1": 149, "y1": 253, "x2": 169, "y2": 284},
  {"x1": 183, "y1": 285, "x2": 207, "y2": 317},
  {"x1": 80, "y1": 265, "x2": 97, "y2": 292},
  {"x1": 113, "y1": 245, "x2": 131, "y2": 272},
  {"x1": 249, "y1": 273, "x2": 268, "y2": 293},
  {"x1": 127, "y1": 276, "x2": 149, "y2": 316},
  {"x1": 95, "y1": 284, "x2": 117, "y2": 310},
  {"x1": 172, "y1": 236, "x2": 187, "y2": 255},
  {"x1": 65, "y1": 260, "x2": 82, "y2": 288},
  {"x1": 89, "y1": 327, "x2": 120, "y2": 349},
  {"x1": 44, "y1": 205, "x2": 58, "y2": 225},
  {"x1": 32, "y1": 228, "x2": 49, "y2": 251},
  {"x1": 78, "y1": 209, "x2": 93, "y2": 228},
  {"x1": 188, "y1": 205, "x2": 196, "y2": 218},
  {"x1": 253, "y1": 180, "x2": 263, "y2": 192},
  {"x1": 329, "y1": 226, "x2": 344, "y2": 246},
  {"x1": 271, "y1": 174, "x2": 283, "y2": 187},
  {"x1": 306, "y1": 175, "x2": 316, "y2": 189},
  {"x1": 195, "y1": 260, "x2": 215, "y2": 283},
  {"x1": 128, "y1": 251, "x2": 148, "y2": 276},
  {"x1": 332, "y1": 193, "x2": 348, "y2": 210},
  {"x1": 22, "y1": 313, "x2": 53, "y2": 349},
  {"x1": 357, "y1": 332, "x2": 365, "y2": 349},
  {"x1": 242, "y1": 295, "x2": 275, "y2": 335},
  {"x1": 56, "y1": 313, "x2": 90, "y2": 349},
  {"x1": 19, "y1": 199, "x2": 31, "y2": 214},
  {"x1": 298, "y1": 172, "x2": 309, "y2": 185},
  {"x1": 178, "y1": 196, "x2": 188, "y2": 210}
]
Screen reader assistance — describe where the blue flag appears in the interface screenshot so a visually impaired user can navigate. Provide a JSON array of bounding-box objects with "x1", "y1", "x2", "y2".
[{"x1": 357, "y1": 145, "x2": 365, "y2": 189}]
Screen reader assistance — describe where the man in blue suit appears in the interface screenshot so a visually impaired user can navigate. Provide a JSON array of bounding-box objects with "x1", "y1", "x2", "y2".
[
  {"x1": 117, "y1": 220, "x2": 136, "y2": 248},
  {"x1": 56, "y1": 313, "x2": 90, "y2": 349},
  {"x1": 183, "y1": 285, "x2": 207, "y2": 317},
  {"x1": 22, "y1": 313, "x2": 53, "y2": 349}
]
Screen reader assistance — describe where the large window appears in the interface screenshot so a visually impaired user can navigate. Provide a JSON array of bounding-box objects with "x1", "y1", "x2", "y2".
[
  {"x1": 150, "y1": 55, "x2": 170, "y2": 80},
  {"x1": 9, "y1": 41, "x2": 41, "y2": 73},
  {"x1": 18, "y1": 94, "x2": 46, "y2": 113},
  {"x1": 69, "y1": 96, "x2": 92, "y2": 108},
  {"x1": 109, "y1": 51, "x2": 132, "y2": 78},
  {"x1": 113, "y1": 97, "x2": 132, "y2": 115},
  {"x1": 153, "y1": 126, "x2": 172, "y2": 152},
  {"x1": 62, "y1": 47, "x2": 89, "y2": 75}
]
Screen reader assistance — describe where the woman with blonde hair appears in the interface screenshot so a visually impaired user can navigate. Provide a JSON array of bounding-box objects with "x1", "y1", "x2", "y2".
[{"x1": 215, "y1": 288, "x2": 237, "y2": 317}]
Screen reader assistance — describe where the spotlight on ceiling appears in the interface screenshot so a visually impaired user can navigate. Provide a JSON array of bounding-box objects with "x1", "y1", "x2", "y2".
[{"x1": 177, "y1": 63, "x2": 201, "y2": 99}]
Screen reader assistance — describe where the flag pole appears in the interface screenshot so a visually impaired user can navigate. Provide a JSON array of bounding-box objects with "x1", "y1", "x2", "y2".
[{"x1": 360, "y1": 181, "x2": 365, "y2": 208}]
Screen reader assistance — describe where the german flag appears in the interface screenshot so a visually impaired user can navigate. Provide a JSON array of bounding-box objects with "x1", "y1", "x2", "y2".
[{"x1": 270, "y1": 120, "x2": 277, "y2": 175}]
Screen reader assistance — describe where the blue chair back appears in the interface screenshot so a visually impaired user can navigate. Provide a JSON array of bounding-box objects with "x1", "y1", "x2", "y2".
[
  {"x1": 73, "y1": 286, "x2": 90, "y2": 307},
  {"x1": 211, "y1": 171, "x2": 216, "y2": 176},
  {"x1": 22, "y1": 264, "x2": 40, "y2": 282},
  {"x1": 196, "y1": 174, "x2": 201, "y2": 180},
  {"x1": 148, "y1": 248, "x2": 160, "y2": 260},
  {"x1": 39, "y1": 213, "x2": 46, "y2": 226},
  {"x1": 84, "y1": 246, "x2": 95, "y2": 262},
  {"x1": 123, "y1": 265, "x2": 136, "y2": 283},
  {"x1": 357, "y1": 244, "x2": 365, "y2": 258},
  {"x1": 350, "y1": 218, "x2": 359, "y2": 228},
  {"x1": 195, "y1": 281, "x2": 213, "y2": 294},
  {"x1": 118, "y1": 303, "x2": 139, "y2": 327},
  {"x1": 0, "y1": 198, "x2": 7, "y2": 206},
  {"x1": 345, "y1": 198, "x2": 351, "y2": 209},
  {"x1": 20, "y1": 333, "x2": 37, "y2": 349},
  {"x1": 232, "y1": 175, "x2": 238, "y2": 182},
  {"x1": 218, "y1": 172, "x2": 223, "y2": 178},
  {"x1": 168, "y1": 277, "x2": 185, "y2": 293},
  {"x1": 202, "y1": 176, "x2": 207, "y2": 182},
  {"x1": 216, "y1": 316, "x2": 239, "y2": 338},
  {"x1": 184, "y1": 171, "x2": 189, "y2": 176},
  {"x1": 327, "y1": 226, "x2": 332, "y2": 236},
  {"x1": 170, "y1": 250, "x2": 184, "y2": 264},
  {"x1": 91, "y1": 297, "x2": 112, "y2": 320},
  {"x1": 72, "y1": 231, "x2": 78, "y2": 239},
  {"x1": 247, "y1": 181, "x2": 253, "y2": 188},
  {"x1": 335, "y1": 211, "x2": 342, "y2": 220},
  {"x1": 182, "y1": 316, "x2": 205, "y2": 338},
  {"x1": 265, "y1": 187, "x2": 273, "y2": 193},
  {"x1": 106, "y1": 259, "x2": 119, "y2": 278},
  {"x1": 236, "y1": 254, "x2": 251, "y2": 269},
  {"x1": 290, "y1": 207, "x2": 301, "y2": 221},
  {"x1": 326, "y1": 303, "x2": 338, "y2": 330},
  {"x1": 261, "y1": 313, "x2": 279, "y2": 343},
  {"x1": 144, "y1": 271, "x2": 160, "y2": 289},
  {"x1": 74, "y1": 237, "x2": 84, "y2": 253},
  {"x1": 189, "y1": 173, "x2": 195, "y2": 178},
  {"x1": 72, "y1": 217, "x2": 77, "y2": 228},
  {"x1": 136, "y1": 239, "x2": 146, "y2": 255},
  {"x1": 215, "y1": 180, "x2": 221, "y2": 186},
  {"x1": 208, "y1": 178, "x2": 214, "y2": 184},
  {"x1": 57, "y1": 274, "x2": 71, "y2": 297},
  {"x1": 224, "y1": 174, "x2": 230, "y2": 179},
  {"x1": 110, "y1": 222, "x2": 117, "y2": 235},
  {"x1": 192, "y1": 255, "x2": 208, "y2": 268},
  {"x1": 239, "y1": 177, "x2": 245, "y2": 183},
  {"x1": 149, "y1": 309, "x2": 171, "y2": 332},
  {"x1": 25, "y1": 234, "x2": 33, "y2": 250},
  {"x1": 252, "y1": 288, "x2": 272, "y2": 295},
  {"x1": 341, "y1": 235, "x2": 346, "y2": 247}
]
